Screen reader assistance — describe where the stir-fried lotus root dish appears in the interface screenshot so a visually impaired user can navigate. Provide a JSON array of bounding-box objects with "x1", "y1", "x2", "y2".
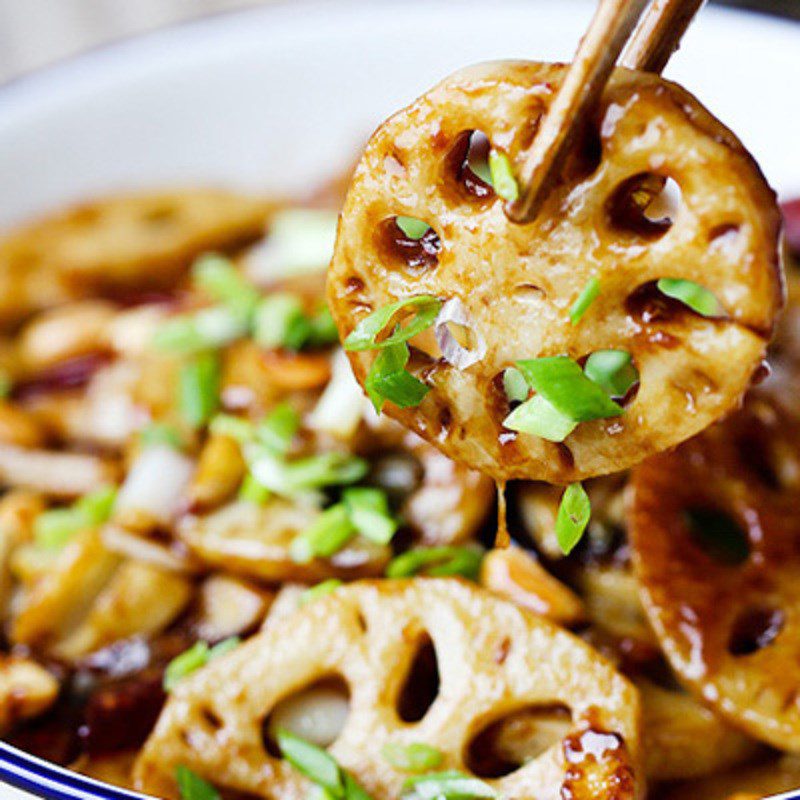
[{"x1": 3, "y1": 6, "x2": 800, "y2": 800}]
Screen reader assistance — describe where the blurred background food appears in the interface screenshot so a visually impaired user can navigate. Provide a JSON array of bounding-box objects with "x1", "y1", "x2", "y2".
[{"x1": 0, "y1": 0, "x2": 797, "y2": 86}]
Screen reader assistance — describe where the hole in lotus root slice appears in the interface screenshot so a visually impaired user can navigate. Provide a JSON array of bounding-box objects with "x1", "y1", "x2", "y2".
[
  {"x1": 328, "y1": 61, "x2": 783, "y2": 484},
  {"x1": 445, "y1": 131, "x2": 496, "y2": 203},
  {"x1": 396, "y1": 633, "x2": 440, "y2": 723},
  {"x1": 264, "y1": 676, "x2": 351, "y2": 754},
  {"x1": 630, "y1": 392, "x2": 800, "y2": 750},
  {"x1": 375, "y1": 217, "x2": 441, "y2": 273},
  {"x1": 465, "y1": 704, "x2": 572, "y2": 778},
  {"x1": 606, "y1": 173, "x2": 681, "y2": 239},
  {"x1": 133, "y1": 579, "x2": 643, "y2": 800}
]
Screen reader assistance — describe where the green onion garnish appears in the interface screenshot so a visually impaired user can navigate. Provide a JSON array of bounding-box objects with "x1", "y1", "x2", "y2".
[
  {"x1": 254, "y1": 293, "x2": 313, "y2": 351},
  {"x1": 657, "y1": 278, "x2": 723, "y2": 317},
  {"x1": 488, "y1": 152, "x2": 519, "y2": 203},
  {"x1": 210, "y1": 413, "x2": 256, "y2": 445},
  {"x1": 386, "y1": 546, "x2": 483, "y2": 580},
  {"x1": 153, "y1": 306, "x2": 249, "y2": 354},
  {"x1": 257, "y1": 403, "x2": 300, "y2": 455},
  {"x1": 34, "y1": 486, "x2": 117, "y2": 550},
  {"x1": 74, "y1": 486, "x2": 117, "y2": 525},
  {"x1": 365, "y1": 342, "x2": 429, "y2": 413},
  {"x1": 402, "y1": 771, "x2": 496, "y2": 800},
  {"x1": 164, "y1": 637, "x2": 241, "y2": 691},
  {"x1": 382, "y1": 742, "x2": 443, "y2": 773},
  {"x1": 342, "y1": 487, "x2": 398, "y2": 545},
  {"x1": 502, "y1": 367, "x2": 529, "y2": 404},
  {"x1": 515, "y1": 356, "x2": 623, "y2": 422},
  {"x1": 569, "y1": 277, "x2": 600, "y2": 325},
  {"x1": 344, "y1": 296, "x2": 441, "y2": 352},
  {"x1": 299, "y1": 579, "x2": 344, "y2": 606},
  {"x1": 308, "y1": 305, "x2": 340, "y2": 348},
  {"x1": 503, "y1": 394, "x2": 578, "y2": 442},
  {"x1": 175, "y1": 765, "x2": 221, "y2": 800},
  {"x1": 583, "y1": 350, "x2": 638, "y2": 399},
  {"x1": 555, "y1": 482, "x2": 591, "y2": 555},
  {"x1": 0, "y1": 371, "x2": 13, "y2": 399},
  {"x1": 396, "y1": 217, "x2": 430, "y2": 240},
  {"x1": 193, "y1": 254, "x2": 260, "y2": 314},
  {"x1": 276, "y1": 729, "x2": 344, "y2": 794},
  {"x1": 238, "y1": 472, "x2": 271, "y2": 504},
  {"x1": 290, "y1": 504, "x2": 357, "y2": 563},
  {"x1": 179, "y1": 353, "x2": 220, "y2": 428},
  {"x1": 140, "y1": 423, "x2": 184, "y2": 450},
  {"x1": 247, "y1": 450, "x2": 368, "y2": 498}
]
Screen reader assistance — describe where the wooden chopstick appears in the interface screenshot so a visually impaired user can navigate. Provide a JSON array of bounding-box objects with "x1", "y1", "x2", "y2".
[
  {"x1": 508, "y1": 0, "x2": 704, "y2": 224},
  {"x1": 621, "y1": 0, "x2": 706, "y2": 72}
]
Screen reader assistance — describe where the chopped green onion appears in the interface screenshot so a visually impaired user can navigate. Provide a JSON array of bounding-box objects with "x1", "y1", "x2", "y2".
[
  {"x1": 74, "y1": 486, "x2": 117, "y2": 525},
  {"x1": 257, "y1": 403, "x2": 300, "y2": 455},
  {"x1": 657, "y1": 278, "x2": 723, "y2": 317},
  {"x1": 0, "y1": 371, "x2": 12, "y2": 399},
  {"x1": 488, "y1": 151, "x2": 519, "y2": 203},
  {"x1": 515, "y1": 356, "x2": 622, "y2": 422},
  {"x1": 34, "y1": 508, "x2": 86, "y2": 550},
  {"x1": 34, "y1": 486, "x2": 117, "y2": 550},
  {"x1": 179, "y1": 353, "x2": 220, "y2": 428},
  {"x1": 569, "y1": 277, "x2": 600, "y2": 325},
  {"x1": 192, "y1": 254, "x2": 259, "y2": 314},
  {"x1": 247, "y1": 450, "x2": 368, "y2": 498},
  {"x1": 210, "y1": 413, "x2": 256, "y2": 444},
  {"x1": 342, "y1": 487, "x2": 397, "y2": 545},
  {"x1": 583, "y1": 350, "x2": 638, "y2": 399},
  {"x1": 140, "y1": 423, "x2": 184, "y2": 450},
  {"x1": 343, "y1": 773, "x2": 374, "y2": 800},
  {"x1": 402, "y1": 771, "x2": 496, "y2": 800},
  {"x1": 308, "y1": 305, "x2": 340, "y2": 348},
  {"x1": 386, "y1": 546, "x2": 483, "y2": 580},
  {"x1": 154, "y1": 306, "x2": 248, "y2": 354},
  {"x1": 208, "y1": 636, "x2": 241, "y2": 660},
  {"x1": 382, "y1": 742, "x2": 443, "y2": 773},
  {"x1": 365, "y1": 342, "x2": 429, "y2": 413},
  {"x1": 503, "y1": 393, "x2": 578, "y2": 442},
  {"x1": 254, "y1": 293, "x2": 312, "y2": 351},
  {"x1": 299, "y1": 579, "x2": 344, "y2": 606},
  {"x1": 276, "y1": 729, "x2": 344, "y2": 794},
  {"x1": 164, "y1": 636, "x2": 240, "y2": 691},
  {"x1": 556, "y1": 482, "x2": 591, "y2": 555},
  {"x1": 290, "y1": 504, "x2": 356, "y2": 563},
  {"x1": 175, "y1": 765, "x2": 221, "y2": 800},
  {"x1": 164, "y1": 642, "x2": 209, "y2": 691},
  {"x1": 502, "y1": 367, "x2": 530, "y2": 404},
  {"x1": 239, "y1": 472, "x2": 271, "y2": 504},
  {"x1": 396, "y1": 216, "x2": 430, "y2": 240},
  {"x1": 344, "y1": 296, "x2": 441, "y2": 352}
]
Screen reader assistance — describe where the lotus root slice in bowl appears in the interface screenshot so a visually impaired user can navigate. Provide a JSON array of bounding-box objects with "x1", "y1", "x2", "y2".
[
  {"x1": 630, "y1": 390, "x2": 800, "y2": 750},
  {"x1": 327, "y1": 60, "x2": 783, "y2": 483},
  {"x1": 134, "y1": 578, "x2": 643, "y2": 799}
]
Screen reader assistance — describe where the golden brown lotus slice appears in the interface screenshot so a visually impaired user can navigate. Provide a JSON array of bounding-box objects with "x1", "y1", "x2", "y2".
[
  {"x1": 630, "y1": 391, "x2": 800, "y2": 750},
  {"x1": 0, "y1": 188, "x2": 270, "y2": 325},
  {"x1": 134, "y1": 578, "x2": 643, "y2": 799},
  {"x1": 328, "y1": 61, "x2": 782, "y2": 483}
]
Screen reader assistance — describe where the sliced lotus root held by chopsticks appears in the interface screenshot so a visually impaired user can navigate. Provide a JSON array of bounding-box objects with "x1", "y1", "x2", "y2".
[
  {"x1": 630, "y1": 391, "x2": 800, "y2": 750},
  {"x1": 328, "y1": 61, "x2": 783, "y2": 483},
  {"x1": 134, "y1": 578, "x2": 643, "y2": 799}
]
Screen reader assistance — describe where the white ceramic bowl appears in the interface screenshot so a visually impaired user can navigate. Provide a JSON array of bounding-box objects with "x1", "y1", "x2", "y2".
[{"x1": 0, "y1": 1, "x2": 799, "y2": 798}]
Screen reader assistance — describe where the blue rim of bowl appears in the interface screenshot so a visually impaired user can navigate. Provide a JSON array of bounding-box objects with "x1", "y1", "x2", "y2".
[
  {"x1": 0, "y1": 741, "x2": 148, "y2": 799},
  {"x1": 0, "y1": 3, "x2": 797, "y2": 800}
]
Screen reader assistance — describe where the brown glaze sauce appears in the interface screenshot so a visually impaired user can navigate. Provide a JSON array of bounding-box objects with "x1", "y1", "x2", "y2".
[{"x1": 560, "y1": 726, "x2": 636, "y2": 800}]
